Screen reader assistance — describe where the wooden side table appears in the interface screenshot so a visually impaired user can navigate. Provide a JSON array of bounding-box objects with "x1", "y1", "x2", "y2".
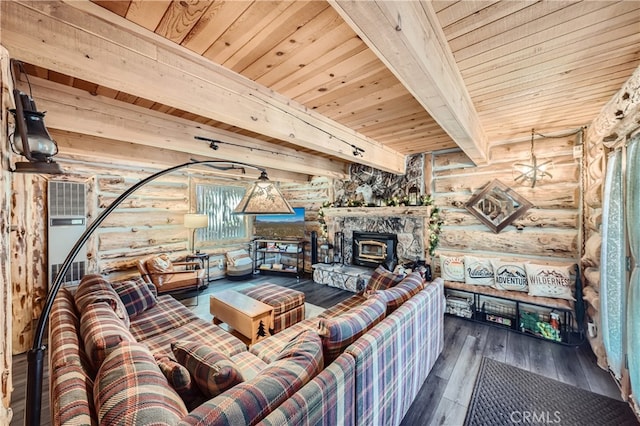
[{"x1": 210, "y1": 291, "x2": 273, "y2": 346}]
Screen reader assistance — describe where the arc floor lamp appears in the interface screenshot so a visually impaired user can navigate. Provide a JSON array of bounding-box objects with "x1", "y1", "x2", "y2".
[{"x1": 25, "y1": 159, "x2": 293, "y2": 426}]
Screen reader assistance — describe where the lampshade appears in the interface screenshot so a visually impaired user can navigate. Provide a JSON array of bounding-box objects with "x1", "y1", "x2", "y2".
[
  {"x1": 183, "y1": 213, "x2": 209, "y2": 229},
  {"x1": 233, "y1": 171, "x2": 294, "y2": 214}
]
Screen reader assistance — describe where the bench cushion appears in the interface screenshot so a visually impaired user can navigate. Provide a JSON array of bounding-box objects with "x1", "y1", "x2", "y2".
[{"x1": 240, "y1": 284, "x2": 305, "y2": 316}]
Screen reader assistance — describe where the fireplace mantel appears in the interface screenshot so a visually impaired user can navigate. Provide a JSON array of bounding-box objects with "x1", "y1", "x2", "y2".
[{"x1": 322, "y1": 206, "x2": 431, "y2": 219}]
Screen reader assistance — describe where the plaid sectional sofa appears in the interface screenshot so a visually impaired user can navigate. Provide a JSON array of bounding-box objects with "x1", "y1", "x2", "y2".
[{"x1": 48, "y1": 273, "x2": 444, "y2": 426}]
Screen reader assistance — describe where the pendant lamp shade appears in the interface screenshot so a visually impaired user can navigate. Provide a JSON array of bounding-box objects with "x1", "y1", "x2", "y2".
[{"x1": 233, "y1": 171, "x2": 294, "y2": 214}]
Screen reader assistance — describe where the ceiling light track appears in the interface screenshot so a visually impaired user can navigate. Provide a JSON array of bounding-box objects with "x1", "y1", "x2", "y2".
[{"x1": 194, "y1": 136, "x2": 304, "y2": 160}]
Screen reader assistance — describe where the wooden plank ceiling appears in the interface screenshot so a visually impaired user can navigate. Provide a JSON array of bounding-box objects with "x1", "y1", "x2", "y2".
[{"x1": 9, "y1": 0, "x2": 640, "y2": 175}]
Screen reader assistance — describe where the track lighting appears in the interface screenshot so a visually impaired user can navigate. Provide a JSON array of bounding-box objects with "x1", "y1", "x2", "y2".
[{"x1": 352, "y1": 145, "x2": 364, "y2": 157}]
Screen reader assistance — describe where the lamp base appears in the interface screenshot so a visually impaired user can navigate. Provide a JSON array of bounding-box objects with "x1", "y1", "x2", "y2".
[{"x1": 13, "y1": 161, "x2": 63, "y2": 174}]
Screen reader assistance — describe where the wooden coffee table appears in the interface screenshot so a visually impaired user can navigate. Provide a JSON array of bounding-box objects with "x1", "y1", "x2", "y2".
[{"x1": 210, "y1": 290, "x2": 273, "y2": 345}]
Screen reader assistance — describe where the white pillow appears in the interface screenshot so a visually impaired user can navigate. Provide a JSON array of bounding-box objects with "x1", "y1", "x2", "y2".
[
  {"x1": 491, "y1": 260, "x2": 528, "y2": 292},
  {"x1": 464, "y1": 256, "x2": 495, "y2": 286},
  {"x1": 440, "y1": 255, "x2": 465, "y2": 282},
  {"x1": 233, "y1": 256, "x2": 253, "y2": 267},
  {"x1": 525, "y1": 263, "x2": 574, "y2": 300}
]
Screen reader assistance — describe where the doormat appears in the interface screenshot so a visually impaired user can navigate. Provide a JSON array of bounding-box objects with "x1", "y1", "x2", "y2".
[{"x1": 464, "y1": 357, "x2": 638, "y2": 425}]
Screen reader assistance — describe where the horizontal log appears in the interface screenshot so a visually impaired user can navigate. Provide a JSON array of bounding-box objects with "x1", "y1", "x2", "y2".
[
  {"x1": 439, "y1": 226, "x2": 578, "y2": 258},
  {"x1": 582, "y1": 233, "x2": 602, "y2": 268},
  {"x1": 434, "y1": 188, "x2": 579, "y2": 210},
  {"x1": 98, "y1": 195, "x2": 189, "y2": 211},
  {"x1": 440, "y1": 208, "x2": 578, "y2": 229},
  {"x1": 489, "y1": 136, "x2": 576, "y2": 163},
  {"x1": 321, "y1": 206, "x2": 432, "y2": 218},
  {"x1": 98, "y1": 227, "x2": 188, "y2": 252},
  {"x1": 98, "y1": 177, "x2": 188, "y2": 198},
  {"x1": 101, "y1": 210, "x2": 186, "y2": 228},
  {"x1": 434, "y1": 163, "x2": 579, "y2": 193},
  {"x1": 583, "y1": 267, "x2": 601, "y2": 292}
]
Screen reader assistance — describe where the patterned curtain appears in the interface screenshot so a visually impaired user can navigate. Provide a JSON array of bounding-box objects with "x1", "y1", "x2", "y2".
[
  {"x1": 625, "y1": 134, "x2": 640, "y2": 407},
  {"x1": 600, "y1": 149, "x2": 626, "y2": 380},
  {"x1": 196, "y1": 184, "x2": 247, "y2": 241}
]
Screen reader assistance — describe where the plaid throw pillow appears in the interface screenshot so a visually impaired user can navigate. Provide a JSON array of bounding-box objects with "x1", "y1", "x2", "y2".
[
  {"x1": 79, "y1": 302, "x2": 136, "y2": 371},
  {"x1": 375, "y1": 271, "x2": 425, "y2": 313},
  {"x1": 171, "y1": 341, "x2": 244, "y2": 399},
  {"x1": 74, "y1": 274, "x2": 130, "y2": 328},
  {"x1": 364, "y1": 265, "x2": 404, "y2": 294},
  {"x1": 94, "y1": 342, "x2": 187, "y2": 425},
  {"x1": 318, "y1": 294, "x2": 387, "y2": 363},
  {"x1": 155, "y1": 355, "x2": 205, "y2": 410},
  {"x1": 112, "y1": 277, "x2": 158, "y2": 318}
]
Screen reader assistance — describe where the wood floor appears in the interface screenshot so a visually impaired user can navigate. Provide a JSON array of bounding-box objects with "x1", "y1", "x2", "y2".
[{"x1": 10, "y1": 275, "x2": 622, "y2": 425}]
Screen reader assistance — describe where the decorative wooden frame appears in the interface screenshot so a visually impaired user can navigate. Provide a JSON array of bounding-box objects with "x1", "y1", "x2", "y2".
[{"x1": 465, "y1": 179, "x2": 532, "y2": 233}]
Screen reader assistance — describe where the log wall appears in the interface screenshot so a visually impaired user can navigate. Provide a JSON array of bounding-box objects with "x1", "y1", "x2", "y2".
[
  {"x1": 1, "y1": 46, "x2": 14, "y2": 424},
  {"x1": 432, "y1": 133, "x2": 583, "y2": 267}
]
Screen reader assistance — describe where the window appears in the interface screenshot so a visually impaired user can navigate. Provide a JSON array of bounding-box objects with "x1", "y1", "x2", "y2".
[{"x1": 195, "y1": 184, "x2": 248, "y2": 241}]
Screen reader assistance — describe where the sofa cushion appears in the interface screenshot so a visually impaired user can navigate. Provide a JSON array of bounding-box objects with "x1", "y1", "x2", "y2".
[
  {"x1": 492, "y1": 260, "x2": 529, "y2": 292},
  {"x1": 80, "y1": 302, "x2": 137, "y2": 371},
  {"x1": 375, "y1": 271, "x2": 425, "y2": 313},
  {"x1": 440, "y1": 254, "x2": 465, "y2": 282},
  {"x1": 240, "y1": 283, "x2": 305, "y2": 316},
  {"x1": 94, "y1": 342, "x2": 187, "y2": 425},
  {"x1": 179, "y1": 330, "x2": 323, "y2": 426},
  {"x1": 525, "y1": 263, "x2": 574, "y2": 300},
  {"x1": 155, "y1": 355, "x2": 205, "y2": 411},
  {"x1": 75, "y1": 274, "x2": 130, "y2": 328},
  {"x1": 145, "y1": 254, "x2": 176, "y2": 287},
  {"x1": 112, "y1": 277, "x2": 158, "y2": 318},
  {"x1": 464, "y1": 255, "x2": 496, "y2": 286},
  {"x1": 171, "y1": 341, "x2": 244, "y2": 399},
  {"x1": 318, "y1": 294, "x2": 387, "y2": 363},
  {"x1": 364, "y1": 265, "x2": 404, "y2": 294}
]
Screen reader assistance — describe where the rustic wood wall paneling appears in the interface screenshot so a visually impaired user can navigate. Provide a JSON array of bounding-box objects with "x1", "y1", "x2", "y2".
[
  {"x1": 0, "y1": 46, "x2": 14, "y2": 421},
  {"x1": 433, "y1": 133, "x2": 582, "y2": 266}
]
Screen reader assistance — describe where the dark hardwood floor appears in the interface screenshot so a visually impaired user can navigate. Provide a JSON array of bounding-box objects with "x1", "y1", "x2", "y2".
[{"x1": 10, "y1": 274, "x2": 622, "y2": 425}]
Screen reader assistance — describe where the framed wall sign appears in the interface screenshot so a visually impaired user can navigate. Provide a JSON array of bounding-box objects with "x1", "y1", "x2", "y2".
[{"x1": 465, "y1": 179, "x2": 532, "y2": 233}]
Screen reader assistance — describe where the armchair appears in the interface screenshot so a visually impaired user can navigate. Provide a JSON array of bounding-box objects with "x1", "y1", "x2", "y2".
[{"x1": 137, "y1": 254, "x2": 204, "y2": 294}]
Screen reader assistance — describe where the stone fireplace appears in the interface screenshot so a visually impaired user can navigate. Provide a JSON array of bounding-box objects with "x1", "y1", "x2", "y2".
[{"x1": 313, "y1": 206, "x2": 432, "y2": 292}]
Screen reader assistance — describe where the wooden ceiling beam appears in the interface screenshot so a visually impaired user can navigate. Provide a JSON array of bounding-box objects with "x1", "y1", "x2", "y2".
[
  {"x1": 1, "y1": 0, "x2": 406, "y2": 174},
  {"x1": 19, "y1": 77, "x2": 348, "y2": 179},
  {"x1": 330, "y1": 0, "x2": 488, "y2": 165}
]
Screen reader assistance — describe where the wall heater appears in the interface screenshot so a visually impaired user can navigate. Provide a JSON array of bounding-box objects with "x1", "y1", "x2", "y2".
[{"x1": 47, "y1": 180, "x2": 87, "y2": 286}]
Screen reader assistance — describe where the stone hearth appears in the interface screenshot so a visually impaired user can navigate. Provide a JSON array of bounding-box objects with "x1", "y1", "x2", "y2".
[{"x1": 312, "y1": 264, "x2": 373, "y2": 292}]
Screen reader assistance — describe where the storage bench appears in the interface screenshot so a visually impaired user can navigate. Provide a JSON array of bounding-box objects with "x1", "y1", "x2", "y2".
[{"x1": 444, "y1": 277, "x2": 585, "y2": 346}]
